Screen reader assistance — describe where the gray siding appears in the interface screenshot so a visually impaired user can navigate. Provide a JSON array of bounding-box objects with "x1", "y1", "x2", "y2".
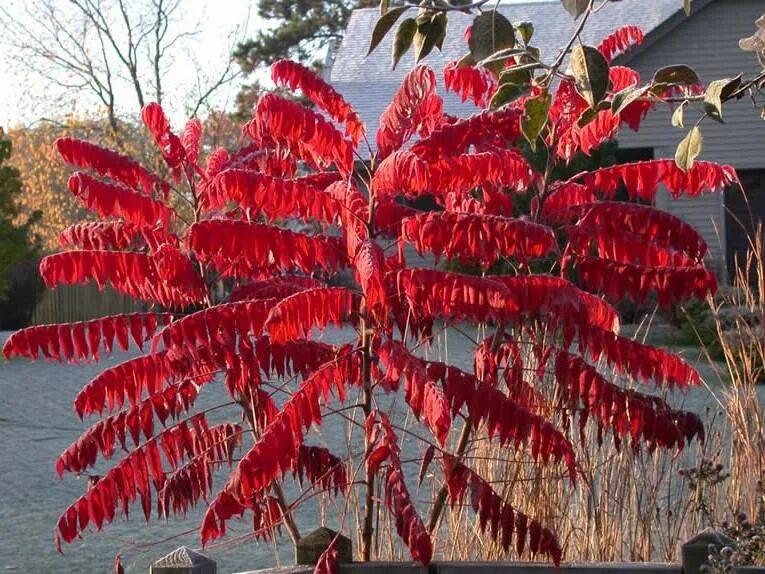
[{"x1": 619, "y1": 0, "x2": 765, "y2": 272}]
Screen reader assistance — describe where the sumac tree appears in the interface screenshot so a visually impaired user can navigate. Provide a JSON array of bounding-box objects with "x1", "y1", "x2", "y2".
[{"x1": 3, "y1": 13, "x2": 738, "y2": 571}]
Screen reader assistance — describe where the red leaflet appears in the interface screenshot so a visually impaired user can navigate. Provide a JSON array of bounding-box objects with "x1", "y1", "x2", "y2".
[
  {"x1": 264, "y1": 288, "x2": 356, "y2": 343},
  {"x1": 141, "y1": 102, "x2": 186, "y2": 173},
  {"x1": 577, "y1": 324, "x2": 700, "y2": 388},
  {"x1": 67, "y1": 172, "x2": 173, "y2": 228},
  {"x1": 596, "y1": 26, "x2": 644, "y2": 62},
  {"x1": 189, "y1": 220, "x2": 347, "y2": 278},
  {"x1": 376, "y1": 66, "x2": 443, "y2": 159},
  {"x1": 409, "y1": 108, "x2": 523, "y2": 160},
  {"x1": 377, "y1": 341, "x2": 451, "y2": 445},
  {"x1": 2, "y1": 313, "x2": 170, "y2": 364},
  {"x1": 443, "y1": 61, "x2": 497, "y2": 107},
  {"x1": 214, "y1": 168, "x2": 339, "y2": 224},
  {"x1": 245, "y1": 93, "x2": 354, "y2": 174},
  {"x1": 441, "y1": 455, "x2": 562, "y2": 565},
  {"x1": 202, "y1": 356, "x2": 360, "y2": 544},
  {"x1": 401, "y1": 211, "x2": 557, "y2": 266},
  {"x1": 55, "y1": 137, "x2": 168, "y2": 197},
  {"x1": 272, "y1": 59, "x2": 365, "y2": 144},
  {"x1": 254, "y1": 337, "x2": 336, "y2": 380},
  {"x1": 375, "y1": 198, "x2": 419, "y2": 236},
  {"x1": 39, "y1": 251, "x2": 206, "y2": 308},
  {"x1": 354, "y1": 240, "x2": 389, "y2": 321},
  {"x1": 293, "y1": 445, "x2": 348, "y2": 495},
  {"x1": 575, "y1": 255, "x2": 717, "y2": 306},
  {"x1": 366, "y1": 412, "x2": 433, "y2": 565},
  {"x1": 180, "y1": 118, "x2": 203, "y2": 165},
  {"x1": 554, "y1": 352, "x2": 704, "y2": 451},
  {"x1": 581, "y1": 159, "x2": 740, "y2": 201},
  {"x1": 228, "y1": 276, "x2": 325, "y2": 303}
]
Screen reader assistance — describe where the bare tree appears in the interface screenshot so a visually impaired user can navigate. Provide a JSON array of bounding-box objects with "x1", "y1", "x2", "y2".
[{"x1": 0, "y1": 0, "x2": 242, "y2": 133}]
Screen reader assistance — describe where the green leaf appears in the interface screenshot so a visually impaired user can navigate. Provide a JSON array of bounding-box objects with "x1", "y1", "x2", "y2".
[
  {"x1": 391, "y1": 18, "x2": 417, "y2": 70},
  {"x1": 468, "y1": 10, "x2": 515, "y2": 62},
  {"x1": 684, "y1": 0, "x2": 692, "y2": 15},
  {"x1": 675, "y1": 126, "x2": 703, "y2": 171},
  {"x1": 652, "y1": 65, "x2": 700, "y2": 86},
  {"x1": 672, "y1": 101, "x2": 687, "y2": 128},
  {"x1": 703, "y1": 75, "x2": 742, "y2": 123},
  {"x1": 380, "y1": 0, "x2": 389, "y2": 16},
  {"x1": 489, "y1": 82, "x2": 531, "y2": 109},
  {"x1": 610, "y1": 85, "x2": 650, "y2": 116},
  {"x1": 413, "y1": 12, "x2": 447, "y2": 63},
  {"x1": 570, "y1": 45, "x2": 610, "y2": 108},
  {"x1": 368, "y1": 6, "x2": 410, "y2": 56},
  {"x1": 515, "y1": 21, "x2": 534, "y2": 44},
  {"x1": 561, "y1": 0, "x2": 590, "y2": 18},
  {"x1": 522, "y1": 91, "x2": 552, "y2": 151},
  {"x1": 498, "y1": 66, "x2": 533, "y2": 87}
]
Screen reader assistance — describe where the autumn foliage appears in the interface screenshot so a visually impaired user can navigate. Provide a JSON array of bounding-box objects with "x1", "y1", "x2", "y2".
[{"x1": 2, "y1": 21, "x2": 737, "y2": 571}]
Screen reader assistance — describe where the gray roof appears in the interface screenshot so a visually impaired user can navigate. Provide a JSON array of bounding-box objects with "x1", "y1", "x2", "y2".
[{"x1": 328, "y1": 0, "x2": 703, "y2": 152}]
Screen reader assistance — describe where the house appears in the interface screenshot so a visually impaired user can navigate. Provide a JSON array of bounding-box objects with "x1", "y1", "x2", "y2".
[{"x1": 326, "y1": 0, "x2": 765, "y2": 280}]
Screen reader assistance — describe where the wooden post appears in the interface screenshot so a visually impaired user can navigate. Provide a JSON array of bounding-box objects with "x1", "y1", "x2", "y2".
[
  {"x1": 295, "y1": 527, "x2": 352, "y2": 566},
  {"x1": 150, "y1": 546, "x2": 216, "y2": 574},
  {"x1": 680, "y1": 528, "x2": 736, "y2": 574}
]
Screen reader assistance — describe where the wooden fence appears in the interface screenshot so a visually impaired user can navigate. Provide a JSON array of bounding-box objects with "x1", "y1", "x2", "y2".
[{"x1": 31, "y1": 283, "x2": 145, "y2": 325}]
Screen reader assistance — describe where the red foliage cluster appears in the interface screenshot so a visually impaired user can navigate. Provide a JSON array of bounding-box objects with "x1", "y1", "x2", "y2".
[
  {"x1": 4, "y1": 47, "x2": 734, "y2": 570},
  {"x1": 443, "y1": 61, "x2": 497, "y2": 107},
  {"x1": 596, "y1": 25, "x2": 644, "y2": 62}
]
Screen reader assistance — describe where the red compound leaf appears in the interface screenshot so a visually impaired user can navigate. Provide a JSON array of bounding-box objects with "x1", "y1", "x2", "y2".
[
  {"x1": 55, "y1": 137, "x2": 168, "y2": 197},
  {"x1": 201, "y1": 355, "x2": 360, "y2": 544},
  {"x1": 293, "y1": 445, "x2": 348, "y2": 495},
  {"x1": 578, "y1": 159, "x2": 740, "y2": 202},
  {"x1": 254, "y1": 337, "x2": 337, "y2": 380},
  {"x1": 426, "y1": 361, "x2": 576, "y2": 480},
  {"x1": 3, "y1": 313, "x2": 170, "y2": 363},
  {"x1": 377, "y1": 341, "x2": 451, "y2": 445},
  {"x1": 272, "y1": 59, "x2": 365, "y2": 144},
  {"x1": 39, "y1": 251, "x2": 206, "y2": 308},
  {"x1": 401, "y1": 211, "x2": 557, "y2": 267},
  {"x1": 59, "y1": 221, "x2": 175, "y2": 252},
  {"x1": 443, "y1": 61, "x2": 497, "y2": 107},
  {"x1": 245, "y1": 94, "x2": 354, "y2": 175},
  {"x1": 189, "y1": 220, "x2": 347, "y2": 278},
  {"x1": 548, "y1": 201, "x2": 707, "y2": 260},
  {"x1": 154, "y1": 298, "x2": 277, "y2": 359},
  {"x1": 554, "y1": 351, "x2": 704, "y2": 451},
  {"x1": 376, "y1": 65, "x2": 444, "y2": 159},
  {"x1": 409, "y1": 107, "x2": 523, "y2": 160},
  {"x1": 264, "y1": 288, "x2": 356, "y2": 344},
  {"x1": 53, "y1": 416, "x2": 234, "y2": 548},
  {"x1": 141, "y1": 102, "x2": 186, "y2": 174},
  {"x1": 213, "y1": 169, "x2": 339, "y2": 224},
  {"x1": 441, "y1": 455, "x2": 562, "y2": 565},
  {"x1": 365, "y1": 412, "x2": 433, "y2": 565},
  {"x1": 574, "y1": 255, "x2": 717, "y2": 306},
  {"x1": 597, "y1": 26, "x2": 644, "y2": 63},
  {"x1": 539, "y1": 182, "x2": 596, "y2": 221},
  {"x1": 67, "y1": 172, "x2": 173, "y2": 228},
  {"x1": 228, "y1": 277, "x2": 325, "y2": 303},
  {"x1": 576, "y1": 324, "x2": 700, "y2": 388},
  {"x1": 375, "y1": 198, "x2": 420, "y2": 237},
  {"x1": 56, "y1": 378, "x2": 206, "y2": 475}
]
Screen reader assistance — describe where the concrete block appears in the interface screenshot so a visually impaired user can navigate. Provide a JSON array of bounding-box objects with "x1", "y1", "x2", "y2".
[{"x1": 149, "y1": 545, "x2": 216, "y2": 574}]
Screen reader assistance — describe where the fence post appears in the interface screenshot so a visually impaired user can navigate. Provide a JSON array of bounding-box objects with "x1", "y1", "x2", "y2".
[
  {"x1": 680, "y1": 528, "x2": 737, "y2": 574},
  {"x1": 296, "y1": 527, "x2": 353, "y2": 566},
  {"x1": 149, "y1": 546, "x2": 216, "y2": 574}
]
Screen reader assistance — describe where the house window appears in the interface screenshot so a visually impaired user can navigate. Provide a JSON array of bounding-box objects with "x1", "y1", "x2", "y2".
[{"x1": 725, "y1": 169, "x2": 765, "y2": 281}]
